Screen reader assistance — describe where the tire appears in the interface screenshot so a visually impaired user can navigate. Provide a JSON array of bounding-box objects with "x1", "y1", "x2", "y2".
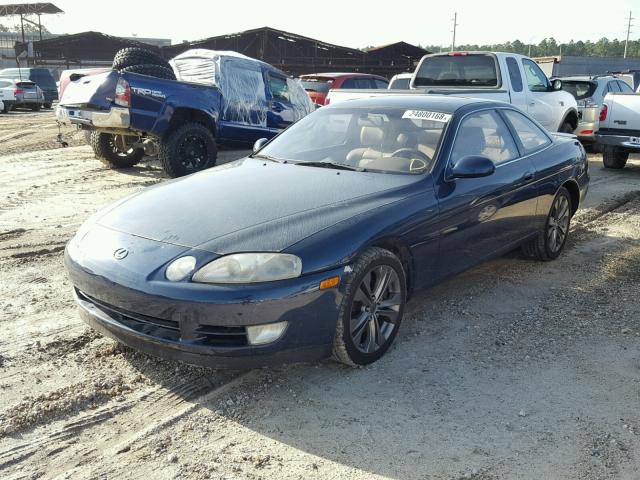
[
  {"x1": 332, "y1": 247, "x2": 407, "y2": 367},
  {"x1": 43, "y1": 103, "x2": 52, "y2": 109},
  {"x1": 559, "y1": 121, "x2": 574, "y2": 134},
  {"x1": 2, "y1": 103, "x2": 11, "y2": 113},
  {"x1": 158, "y1": 122, "x2": 217, "y2": 178},
  {"x1": 90, "y1": 131, "x2": 144, "y2": 169},
  {"x1": 118, "y1": 64, "x2": 176, "y2": 81},
  {"x1": 31, "y1": 104, "x2": 41, "y2": 112},
  {"x1": 602, "y1": 145, "x2": 628, "y2": 169},
  {"x1": 522, "y1": 187, "x2": 572, "y2": 261},
  {"x1": 112, "y1": 47, "x2": 170, "y2": 71}
]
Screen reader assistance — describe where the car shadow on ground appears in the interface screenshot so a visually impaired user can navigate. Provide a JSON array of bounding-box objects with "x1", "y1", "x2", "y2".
[{"x1": 117, "y1": 231, "x2": 640, "y2": 479}]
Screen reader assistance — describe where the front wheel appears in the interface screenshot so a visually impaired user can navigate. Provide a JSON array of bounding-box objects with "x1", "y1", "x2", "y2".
[
  {"x1": 559, "y1": 121, "x2": 574, "y2": 134},
  {"x1": 602, "y1": 145, "x2": 628, "y2": 169},
  {"x1": 332, "y1": 247, "x2": 406, "y2": 367},
  {"x1": 90, "y1": 132, "x2": 144, "y2": 168},
  {"x1": 522, "y1": 187, "x2": 572, "y2": 261},
  {"x1": 159, "y1": 122, "x2": 217, "y2": 178}
]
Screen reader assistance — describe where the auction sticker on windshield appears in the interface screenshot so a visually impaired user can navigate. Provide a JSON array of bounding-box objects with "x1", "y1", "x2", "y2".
[{"x1": 402, "y1": 110, "x2": 451, "y2": 122}]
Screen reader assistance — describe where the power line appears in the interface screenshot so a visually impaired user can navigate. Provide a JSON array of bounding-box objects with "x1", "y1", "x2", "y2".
[{"x1": 624, "y1": 10, "x2": 634, "y2": 58}]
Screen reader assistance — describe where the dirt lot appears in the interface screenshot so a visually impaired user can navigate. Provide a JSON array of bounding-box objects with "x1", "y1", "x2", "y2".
[{"x1": 1, "y1": 110, "x2": 640, "y2": 480}]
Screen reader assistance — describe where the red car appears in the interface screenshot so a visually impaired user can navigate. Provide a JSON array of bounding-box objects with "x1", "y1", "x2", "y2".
[{"x1": 299, "y1": 73, "x2": 389, "y2": 106}]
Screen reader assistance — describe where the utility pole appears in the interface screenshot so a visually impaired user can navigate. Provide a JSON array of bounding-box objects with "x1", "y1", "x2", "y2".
[
  {"x1": 624, "y1": 10, "x2": 634, "y2": 58},
  {"x1": 451, "y1": 12, "x2": 458, "y2": 52}
]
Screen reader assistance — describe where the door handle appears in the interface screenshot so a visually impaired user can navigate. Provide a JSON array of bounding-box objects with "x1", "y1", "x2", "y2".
[
  {"x1": 523, "y1": 171, "x2": 535, "y2": 181},
  {"x1": 529, "y1": 101, "x2": 535, "y2": 107}
]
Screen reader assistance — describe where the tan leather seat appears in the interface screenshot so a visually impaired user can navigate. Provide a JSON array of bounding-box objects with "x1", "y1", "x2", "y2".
[{"x1": 346, "y1": 126, "x2": 384, "y2": 164}]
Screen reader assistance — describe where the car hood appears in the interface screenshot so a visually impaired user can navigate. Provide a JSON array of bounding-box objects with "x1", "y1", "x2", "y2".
[{"x1": 96, "y1": 158, "x2": 419, "y2": 254}]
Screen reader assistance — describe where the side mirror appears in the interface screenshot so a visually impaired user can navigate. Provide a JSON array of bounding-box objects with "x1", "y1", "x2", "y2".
[
  {"x1": 450, "y1": 155, "x2": 495, "y2": 179},
  {"x1": 551, "y1": 79, "x2": 563, "y2": 91},
  {"x1": 253, "y1": 137, "x2": 269, "y2": 152}
]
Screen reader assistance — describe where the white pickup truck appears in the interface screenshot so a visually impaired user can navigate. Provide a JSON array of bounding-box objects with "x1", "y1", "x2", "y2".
[
  {"x1": 595, "y1": 92, "x2": 640, "y2": 169},
  {"x1": 326, "y1": 52, "x2": 578, "y2": 133}
]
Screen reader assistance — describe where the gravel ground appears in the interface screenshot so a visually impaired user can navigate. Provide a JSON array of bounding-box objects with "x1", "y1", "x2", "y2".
[{"x1": 1, "y1": 111, "x2": 640, "y2": 479}]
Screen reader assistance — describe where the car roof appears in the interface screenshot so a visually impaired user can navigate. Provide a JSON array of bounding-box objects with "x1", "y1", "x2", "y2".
[{"x1": 324, "y1": 94, "x2": 502, "y2": 113}]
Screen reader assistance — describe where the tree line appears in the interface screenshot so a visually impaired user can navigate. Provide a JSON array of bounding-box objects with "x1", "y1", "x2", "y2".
[{"x1": 423, "y1": 38, "x2": 640, "y2": 58}]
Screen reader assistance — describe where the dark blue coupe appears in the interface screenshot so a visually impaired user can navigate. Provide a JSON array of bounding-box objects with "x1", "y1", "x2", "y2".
[{"x1": 65, "y1": 96, "x2": 589, "y2": 368}]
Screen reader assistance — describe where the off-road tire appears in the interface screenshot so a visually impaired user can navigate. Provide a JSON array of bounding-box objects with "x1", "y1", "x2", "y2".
[
  {"x1": 332, "y1": 247, "x2": 406, "y2": 367},
  {"x1": 522, "y1": 187, "x2": 572, "y2": 261},
  {"x1": 118, "y1": 64, "x2": 176, "y2": 81},
  {"x1": 90, "y1": 131, "x2": 144, "y2": 169},
  {"x1": 602, "y1": 145, "x2": 628, "y2": 169},
  {"x1": 158, "y1": 122, "x2": 217, "y2": 178},
  {"x1": 112, "y1": 47, "x2": 170, "y2": 71}
]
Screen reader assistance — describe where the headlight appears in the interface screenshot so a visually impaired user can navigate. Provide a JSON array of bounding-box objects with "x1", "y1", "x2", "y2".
[
  {"x1": 192, "y1": 253, "x2": 302, "y2": 284},
  {"x1": 166, "y1": 256, "x2": 197, "y2": 282}
]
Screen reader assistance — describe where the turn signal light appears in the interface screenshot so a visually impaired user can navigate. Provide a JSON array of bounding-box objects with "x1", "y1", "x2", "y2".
[{"x1": 319, "y1": 276, "x2": 340, "y2": 290}]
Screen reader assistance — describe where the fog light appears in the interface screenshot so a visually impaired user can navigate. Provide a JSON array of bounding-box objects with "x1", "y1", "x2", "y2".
[
  {"x1": 166, "y1": 256, "x2": 197, "y2": 282},
  {"x1": 246, "y1": 321, "x2": 288, "y2": 345}
]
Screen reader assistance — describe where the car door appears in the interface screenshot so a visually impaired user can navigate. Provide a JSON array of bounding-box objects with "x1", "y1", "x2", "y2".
[
  {"x1": 505, "y1": 56, "x2": 528, "y2": 113},
  {"x1": 521, "y1": 58, "x2": 557, "y2": 130},
  {"x1": 217, "y1": 58, "x2": 270, "y2": 143},
  {"x1": 435, "y1": 108, "x2": 538, "y2": 277},
  {"x1": 266, "y1": 72, "x2": 296, "y2": 131}
]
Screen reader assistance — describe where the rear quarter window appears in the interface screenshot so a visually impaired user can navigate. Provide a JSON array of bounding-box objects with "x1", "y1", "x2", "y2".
[
  {"x1": 561, "y1": 81, "x2": 596, "y2": 100},
  {"x1": 414, "y1": 54, "x2": 498, "y2": 87}
]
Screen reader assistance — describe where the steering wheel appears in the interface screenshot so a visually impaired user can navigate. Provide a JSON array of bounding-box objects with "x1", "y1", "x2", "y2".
[{"x1": 390, "y1": 148, "x2": 431, "y2": 172}]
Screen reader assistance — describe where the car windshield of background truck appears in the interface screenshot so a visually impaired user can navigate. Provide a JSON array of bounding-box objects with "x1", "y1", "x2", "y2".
[
  {"x1": 257, "y1": 106, "x2": 448, "y2": 174},
  {"x1": 414, "y1": 54, "x2": 498, "y2": 87}
]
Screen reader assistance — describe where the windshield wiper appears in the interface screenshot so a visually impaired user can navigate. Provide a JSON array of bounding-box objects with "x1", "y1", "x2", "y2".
[
  {"x1": 251, "y1": 153, "x2": 283, "y2": 163},
  {"x1": 294, "y1": 161, "x2": 363, "y2": 172}
]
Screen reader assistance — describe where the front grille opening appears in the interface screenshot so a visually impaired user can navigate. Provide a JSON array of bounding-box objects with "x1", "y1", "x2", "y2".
[{"x1": 76, "y1": 289, "x2": 248, "y2": 347}]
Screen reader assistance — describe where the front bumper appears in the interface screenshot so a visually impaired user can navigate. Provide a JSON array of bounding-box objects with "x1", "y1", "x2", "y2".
[
  {"x1": 594, "y1": 133, "x2": 640, "y2": 150},
  {"x1": 65, "y1": 234, "x2": 347, "y2": 368},
  {"x1": 56, "y1": 105, "x2": 130, "y2": 129}
]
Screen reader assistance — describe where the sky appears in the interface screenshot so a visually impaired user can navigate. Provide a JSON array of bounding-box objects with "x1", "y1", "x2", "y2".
[{"x1": 10, "y1": 0, "x2": 639, "y2": 49}]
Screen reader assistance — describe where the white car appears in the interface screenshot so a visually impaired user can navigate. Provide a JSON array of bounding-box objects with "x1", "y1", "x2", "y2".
[
  {"x1": 327, "y1": 52, "x2": 579, "y2": 133},
  {"x1": 0, "y1": 98, "x2": 4, "y2": 113}
]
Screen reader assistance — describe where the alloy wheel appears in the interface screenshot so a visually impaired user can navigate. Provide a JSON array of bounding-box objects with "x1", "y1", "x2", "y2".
[
  {"x1": 547, "y1": 194, "x2": 570, "y2": 253},
  {"x1": 350, "y1": 265, "x2": 402, "y2": 354},
  {"x1": 178, "y1": 134, "x2": 207, "y2": 172}
]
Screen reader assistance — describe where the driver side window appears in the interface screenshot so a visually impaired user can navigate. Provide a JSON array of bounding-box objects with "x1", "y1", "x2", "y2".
[
  {"x1": 451, "y1": 110, "x2": 519, "y2": 166},
  {"x1": 522, "y1": 59, "x2": 549, "y2": 92}
]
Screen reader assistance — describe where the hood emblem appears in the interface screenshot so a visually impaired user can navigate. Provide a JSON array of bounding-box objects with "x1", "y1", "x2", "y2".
[{"x1": 113, "y1": 248, "x2": 129, "y2": 260}]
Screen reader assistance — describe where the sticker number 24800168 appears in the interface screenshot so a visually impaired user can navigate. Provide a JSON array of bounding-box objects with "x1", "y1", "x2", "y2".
[{"x1": 402, "y1": 110, "x2": 452, "y2": 122}]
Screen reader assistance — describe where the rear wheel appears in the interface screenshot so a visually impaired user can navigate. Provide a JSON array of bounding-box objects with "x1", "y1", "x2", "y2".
[
  {"x1": 602, "y1": 145, "x2": 628, "y2": 169},
  {"x1": 158, "y1": 122, "x2": 217, "y2": 178},
  {"x1": 43, "y1": 102, "x2": 52, "y2": 109},
  {"x1": 90, "y1": 132, "x2": 144, "y2": 169},
  {"x1": 522, "y1": 187, "x2": 572, "y2": 261},
  {"x1": 31, "y1": 104, "x2": 41, "y2": 112},
  {"x1": 332, "y1": 247, "x2": 406, "y2": 367},
  {"x1": 2, "y1": 102, "x2": 11, "y2": 113}
]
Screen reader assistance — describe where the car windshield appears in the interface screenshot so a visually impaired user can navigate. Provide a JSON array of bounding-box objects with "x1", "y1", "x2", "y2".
[
  {"x1": 300, "y1": 79, "x2": 332, "y2": 93},
  {"x1": 256, "y1": 106, "x2": 449, "y2": 174},
  {"x1": 561, "y1": 80, "x2": 597, "y2": 100},
  {"x1": 389, "y1": 77, "x2": 411, "y2": 89},
  {"x1": 414, "y1": 54, "x2": 498, "y2": 87}
]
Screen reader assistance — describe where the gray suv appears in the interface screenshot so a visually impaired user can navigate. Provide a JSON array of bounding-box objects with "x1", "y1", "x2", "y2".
[{"x1": 558, "y1": 75, "x2": 634, "y2": 150}]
